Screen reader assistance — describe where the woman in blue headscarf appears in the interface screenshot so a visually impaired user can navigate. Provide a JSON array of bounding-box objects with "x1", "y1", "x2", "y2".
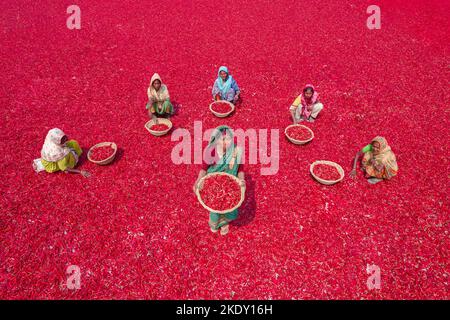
[{"x1": 212, "y1": 66, "x2": 240, "y2": 103}]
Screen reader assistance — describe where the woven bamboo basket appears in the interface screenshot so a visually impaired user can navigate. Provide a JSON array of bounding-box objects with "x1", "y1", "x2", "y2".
[
  {"x1": 209, "y1": 100, "x2": 235, "y2": 118},
  {"x1": 195, "y1": 172, "x2": 246, "y2": 214},
  {"x1": 87, "y1": 142, "x2": 117, "y2": 165},
  {"x1": 310, "y1": 160, "x2": 345, "y2": 185},
  {"x1": 284, "y1": 124, "x2": 314, "y2": 145},
  {"x1": 145, "y1": 118, "x2": 173, "y2": 136}
]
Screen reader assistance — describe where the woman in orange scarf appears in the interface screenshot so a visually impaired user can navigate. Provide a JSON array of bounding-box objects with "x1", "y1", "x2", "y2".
[{"x1": 350, "y1": 136, "x2": 398, "y2": 184}]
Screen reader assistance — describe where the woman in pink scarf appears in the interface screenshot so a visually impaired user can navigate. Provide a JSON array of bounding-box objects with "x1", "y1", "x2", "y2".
[{"x1": 289, "y1": 84, "x2": 324, "y2": 123}]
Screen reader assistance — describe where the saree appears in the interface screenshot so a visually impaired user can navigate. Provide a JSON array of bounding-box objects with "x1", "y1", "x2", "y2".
[
  {"x1": 362, "y1": 136, "x2": 398, "y2": 179},
  {"x1": 205, "y1": 125, "x2": 242, "y2": 230}
]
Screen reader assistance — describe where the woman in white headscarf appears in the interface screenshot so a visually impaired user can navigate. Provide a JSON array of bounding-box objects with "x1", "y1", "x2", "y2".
[
  {"x1": 146, "y1": 73, "x2": 173, "y2": 119},
  {"x1": 39, "y1": 128, "x2": 90, "y2": 177}
]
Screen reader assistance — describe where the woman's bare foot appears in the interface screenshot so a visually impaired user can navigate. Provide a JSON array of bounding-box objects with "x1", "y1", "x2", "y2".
[
  {"x1": 368, "y1": 178, "x2": 382, "y2": 184},
  {"x1": 220, "y1": 225, "x2": 229, "y2": 236},
  {"x1": 210, "y1": 227, "x2": 218, "y2": 233}
]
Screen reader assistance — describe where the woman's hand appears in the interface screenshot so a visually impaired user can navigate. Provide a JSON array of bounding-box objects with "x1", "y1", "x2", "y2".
[
  {"x1": 146, "y1": 99, "x2": 155, "y2": 110},
  {"x1": 193, "y1": 179, "x2": 204, "y2": 193},
  {"x1": 350, "y1": 151, "x2": 363, "y2": 179},
  {"x1": 65, "y1": 168, "x2": 91, "y2": 178},
  {"x1": 239, "y1": 179, "x2": 246, "y2": 188},
  {"x1": 80, "y1": 170, "x2": 91, "y2": 178},
  {"x1": 194, "y1": 170, "x2": 207, "y2": 193},
  {"x1": 375, "y1": 163, "x2": 384, "y2": 172},
  {"x1": 368, "y1": 158, "x2": 383, "y2": 172}
]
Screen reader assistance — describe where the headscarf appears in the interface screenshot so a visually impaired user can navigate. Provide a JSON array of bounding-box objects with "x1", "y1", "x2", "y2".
[
  {"x1": 206, "y1": 125, "x2": 241, "y2": 175},
  {"x1": 300, "y1": 84, "x2": 319, "y2": 119},
  {"x1": 41, "y1": 128, "x2": 71, "y2": 162},
  {"x1": 147, "y1": 73, "x2": 170, "y2": 102},
  {"x1": 370, "y1": 136, "x2": 398, "y2": 179},
  {"x1": 214, "y1": 66, "x2": 234, "y2": 98}
]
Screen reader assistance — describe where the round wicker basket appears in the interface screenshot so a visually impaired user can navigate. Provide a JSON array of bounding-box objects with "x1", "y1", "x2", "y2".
[
  {"x1": 209, "y1": 100, "x2": 235, "y2": 118},
  {"x1": 87, "y1": 142, "x2": 117, "y2": 165},
  {"x1": 310, "y1": 160, "x2": 345, "y2": 185},
  {"x1": 195, "y1": 172, "x2": 246, "y2": 214},
  {"x1": 145, "y1": 118, "x2": 173, "y2": 136},
  {"x1": 284, "y1": 124, "x2": 314, "y2": 145}
]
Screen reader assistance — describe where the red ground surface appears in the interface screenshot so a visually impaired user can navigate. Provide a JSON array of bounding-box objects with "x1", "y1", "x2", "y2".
[{"x1": 0, "y1": 1, "x2": 449, "y2": 299}]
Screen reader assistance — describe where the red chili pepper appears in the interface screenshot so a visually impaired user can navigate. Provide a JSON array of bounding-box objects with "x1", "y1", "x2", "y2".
[
  {"x1": 313, "y1": 164, "x2": 341, "y2": 181},
  {"x1": 286, "y1": 126, "x2": 312, "y2": 141},
  {"x1": 199, "y1": 175, "x2": 241, "y2": 211},
  {"x1": 211, "y1": 102, "x2": 232, "y2": 113},
  {"x1": 90, "y1": 145, "x2": 114, "y2": 161},
  {"x1": 150, "y1": 124, "x2": 169, "y2": 131}
]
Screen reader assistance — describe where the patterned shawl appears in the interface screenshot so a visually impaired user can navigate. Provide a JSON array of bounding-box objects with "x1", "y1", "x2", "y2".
[{"x1": 41, "y1": 128, "x2": 71, "y2": 162}]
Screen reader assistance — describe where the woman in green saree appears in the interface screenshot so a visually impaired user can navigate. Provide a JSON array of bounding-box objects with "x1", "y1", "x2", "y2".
[{"x1": 193, "y1": 126, "x2": 245, "y2": 235}]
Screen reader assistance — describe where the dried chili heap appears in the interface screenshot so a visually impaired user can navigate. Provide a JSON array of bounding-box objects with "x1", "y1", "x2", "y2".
[
  {"x1": 212, "y1": 102, "x2": 232, "y2": 114},
  {"x1": 90, "y1": 145, "x2": 114, "y2": 161},
  {"x1": 199, "y1": 174, "x2": 242, "y2": 211},
  {"x1": 150, "y1": 124, "x2": 169, "y2": 131},
  {"x1": 286, "y1": 126, "x2": 312, "y2": 141},
  {"x1": 313, "y1": 164, "x2": 341, "y2": 181}
]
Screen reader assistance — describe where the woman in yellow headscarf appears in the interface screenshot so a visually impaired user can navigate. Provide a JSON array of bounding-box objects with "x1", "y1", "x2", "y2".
[
  {"x1": 146, "y1": 73, "x2": 173, "y2": 119},
  {"x1": 350, "y1": 136, "x2": 398, "y2": 184},
  {"x1": 38, "y1": 128, "x2": 90, "y2": 177}
]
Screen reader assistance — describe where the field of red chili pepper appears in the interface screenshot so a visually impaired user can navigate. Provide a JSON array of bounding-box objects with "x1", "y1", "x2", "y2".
[{"x1": 0, "y1": 0, "x2": 448, "y2": 299}]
